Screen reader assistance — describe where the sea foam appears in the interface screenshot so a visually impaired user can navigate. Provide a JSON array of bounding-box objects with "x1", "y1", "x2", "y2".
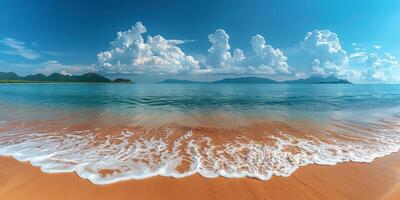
[{"x1": 0, "y1": 121, "x2": 400, "y2": 185}]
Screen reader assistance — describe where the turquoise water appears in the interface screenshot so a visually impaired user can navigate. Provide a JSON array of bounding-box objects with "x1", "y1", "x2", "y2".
[
  {"x1": 1, "y1": 83, "x2": 400, "y2": 121},
  {"x1": 1, "y1": 83, "x2": 400, "y2": 184}
]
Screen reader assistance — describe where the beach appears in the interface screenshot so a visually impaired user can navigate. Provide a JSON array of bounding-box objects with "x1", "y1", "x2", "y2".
[
  {"x1": 2, "y1": 0, "x2": 400, "y2": 199},
  {"x1": 1, "y1": 152, "x2": 400, "y2": 200},
  {"x1": 1, "y1": 84, "x2": 400, "y2": 199}
]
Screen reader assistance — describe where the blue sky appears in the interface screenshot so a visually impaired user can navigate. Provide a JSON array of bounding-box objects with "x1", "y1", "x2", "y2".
[{"x1": 1, "y1": 0, "x2": 400, "y2": 83}]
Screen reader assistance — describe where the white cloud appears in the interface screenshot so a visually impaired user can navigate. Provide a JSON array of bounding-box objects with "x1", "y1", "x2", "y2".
[
  {"x1": 0, "y1": 59, "x2": 94, "y2": 76},
  {"x1": 0, "y1": 37, "x2": 86, "y2": 76},
  {"x1": 346, "y1": 42, "x2": 400, "y2": 82},
  {"x1": 300, "y1": 30, "x2": 348, "y2": 69},
  {"x1": 167, "y1": 39, "x2": 196, "y2": 45},
  {"x1": 249, "y1": 34, "x2": 290, "y2": 74},
  {"x1": 60, "y1": 69, "x2": 72, "y2": 76},
  {"x1": 204, "y1": 29, "x2": 290, "y2": 75},
  {"x1": 97, "y1": 24, "x2": 290, "y2": 76},
  {"x1": 361, "y1": 52, "x2": 399, "y2": 82},
  {"x1": 372, "y1": 45, "x2": 381, "y2": 50},
  {"x1": 294, "y1": 72, "x2": 307, "y2": 79},
  {"x1": 310, "y1": 59, "x2": 361, "y2": 80},
  {"x1": 289, "y1": 30, "x2": 358, "y2": 79},
  {"x1": 37, "y1": 60, "x2": 94, "y2": 75},
  {"x1": 97, "y1": 22, "x2": 200, "y2": 75},
  {"x1": 349, "y1": 51, "x2": 369, "y2": 62},
  {"x1": 287, "y1": 30, "x2": 400, "y2": 82},
  {"x1": 0, "y1": 37, "x2": 40, "y2": 59},
  {"x1": 206, "y1": 29, "x2": 233, "y2": 68},
  {"x1": 5, "y1": 23, "x2": 390, "y2": 83}
]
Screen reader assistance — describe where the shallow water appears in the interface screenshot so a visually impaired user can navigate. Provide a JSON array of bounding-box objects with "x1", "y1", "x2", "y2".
[{"x1": 0, "y1": 83, "x2": 400, "y2": 184}]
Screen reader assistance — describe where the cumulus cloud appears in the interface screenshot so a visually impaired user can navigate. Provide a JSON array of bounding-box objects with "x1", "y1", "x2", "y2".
[
  {"x1": 347, "y1": 43, "x2": 400, "y2": 82},
  {"x1": 92, "y1": 24, "x2": 400, "y2": 83},
  {"x1": 97, "y1": 23, "x2": 290, "y2": 76},
  {"x1": 204, "y1": 29, "x2": 290, "y2": 75},
  {"x1": 97, "y1": 22, "x2": 200, "y2": 75},
  {"x1": 0, "y1": 37, "x2": 40, "y2": 59},
  {"x1": 300, "y1": 30, "x2": 348, "y2": 75},
  {"x1": 248, "y1": 34, "x2": 290, "y2": 74},
  {"x1": 361, "y1": 52, "x2": 399, "y2": 82},
  {"x1": 287, "y1": 29, "x2": 400, "y2": 82},
  {"x1": 206, "y1": 29, "x2": 234, "y2": 68},
  {"x1": 288, "y1": 30, "x2": 361, "y2": 80}
]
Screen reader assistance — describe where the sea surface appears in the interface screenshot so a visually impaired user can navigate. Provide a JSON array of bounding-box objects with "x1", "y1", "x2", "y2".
[{"x1": 1, "y1": 83, "x2": 400, "y2": 184}]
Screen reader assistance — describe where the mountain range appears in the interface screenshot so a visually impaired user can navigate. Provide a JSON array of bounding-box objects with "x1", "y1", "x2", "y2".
[
  {"x1": 0, "y1": 72, "x2": 133, "y2": 83},
  {"x1": 0, "y1": 72, "x2": 351, "y2": 84},
  {"x1": 159, "y1": 76, "x2": 352, "y2": 84}
]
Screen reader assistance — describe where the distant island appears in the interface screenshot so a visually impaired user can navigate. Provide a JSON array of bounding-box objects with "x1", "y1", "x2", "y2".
[
  {"x1": 214, "y1": 77, "x2": 277, "y2": 84},
  {"x1": 160, "y1": 79, "x2": 207, "y2": 84},
  {"x1": 283, "y1": 76, "x2": 351, "y2": 84},
  {"x1": 159, "y1": 76, "x2": 352, "y2": 84},
  {"x1": 0, "y1": 72, "x2": 133, "y2": 83}
]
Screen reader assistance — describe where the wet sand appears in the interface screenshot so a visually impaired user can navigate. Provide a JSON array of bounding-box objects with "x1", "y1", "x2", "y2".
[
  {"x1": 1, "y1": 115, "x2": 400, "y2": 199},
  {"x1": 1, "y1": 153, "x2": 400, "y2": 200}
]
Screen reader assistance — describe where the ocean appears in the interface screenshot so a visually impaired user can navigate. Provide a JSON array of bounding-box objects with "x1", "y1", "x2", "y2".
[{"x1": 1, "y1": 83, "x2": 400, "y2": 184}]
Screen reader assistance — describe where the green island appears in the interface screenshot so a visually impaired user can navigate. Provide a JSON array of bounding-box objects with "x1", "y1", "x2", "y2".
[{"x1": 0, "y1": 72, "x2": 133, "y2": 83}]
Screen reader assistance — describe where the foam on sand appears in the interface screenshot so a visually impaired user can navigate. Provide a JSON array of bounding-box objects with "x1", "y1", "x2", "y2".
[{"x1": 0, "y1": 119, "x2": 400, "y2": 185}]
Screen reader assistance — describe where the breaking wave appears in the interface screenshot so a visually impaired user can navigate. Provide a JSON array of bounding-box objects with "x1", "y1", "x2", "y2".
[{"x1": 1, "y1": 119, "x2": 400, "y2": 185}]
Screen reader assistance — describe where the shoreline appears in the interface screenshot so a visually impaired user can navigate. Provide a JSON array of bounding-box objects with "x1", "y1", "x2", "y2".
[
  {"x1": 1, "y1": 152, "x2": 400, "y2": 200},
  {"x1": 1, "y1": 116, "x2": 400, "y2": 188}
]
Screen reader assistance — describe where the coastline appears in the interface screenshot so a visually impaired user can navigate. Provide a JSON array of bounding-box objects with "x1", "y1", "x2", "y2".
[
  {"x1": 1, "y1": 84, "x2": 400, "y2": 199},
  {"x1": 1, "y1": 152, "x2": 400, "y2": 200}
]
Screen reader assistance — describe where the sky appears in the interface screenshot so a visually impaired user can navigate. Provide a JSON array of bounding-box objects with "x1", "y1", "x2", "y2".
[{"x1": 1, "y1": 0, "x2": 400, "y2": 83}]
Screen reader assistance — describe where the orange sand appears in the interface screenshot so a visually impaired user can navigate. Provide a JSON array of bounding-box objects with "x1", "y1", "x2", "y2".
[
  {"x1": 1, "y1": 153, "x2": 400, "y2": 200},
  {"x1": 1, "y1": 115, "x2": 400, "y2": 200}
]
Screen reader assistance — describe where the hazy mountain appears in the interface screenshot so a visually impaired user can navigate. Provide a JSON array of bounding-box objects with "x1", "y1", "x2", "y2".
[
  {"x1": 213, "y1": 77, "x2": 277, "y2": 83},
  {"x1": 159, "y1": 76, "x2": 352, "y2": 84},
  {"x1": 24, "y1": 73, "x2": 48, "y2": 81},
  {"x1": 0, "y1": 72, "x2": 133, "y2": 83},
  {"x1": 159, "y1": 79, "x2": 203, "y2": 84},
  {"x1": 0, "y1": 72, "x2": 19, "y2": 80},
  {"x1": 73, "y1": 73, "x2": 112, "y2": 82},
  {"x1": 284, "y1": 76, "x2": 352, "y2": 84}
]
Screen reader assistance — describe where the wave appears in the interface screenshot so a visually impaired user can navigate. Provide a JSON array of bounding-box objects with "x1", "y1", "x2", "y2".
[{"x1": 0, "y1": 120, "x2": 400, "y2": 185}]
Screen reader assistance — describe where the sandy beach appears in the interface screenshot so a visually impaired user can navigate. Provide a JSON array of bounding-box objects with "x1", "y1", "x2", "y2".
[
  {"x1": 2, "y1": 0, "x2": 400, "y2": 198},
  {"x1": 1, "y1": 152, "x2": 400, "y2": 200},
  {"x1": 1, "y1": 115, "x2": 400, "y2": 200},
  {"x1": 2, "y1": 0, "x2": 400, "y2": 199},
  {"x1": 2, "y1": 85, "x2": 400, "y2": 200}
]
